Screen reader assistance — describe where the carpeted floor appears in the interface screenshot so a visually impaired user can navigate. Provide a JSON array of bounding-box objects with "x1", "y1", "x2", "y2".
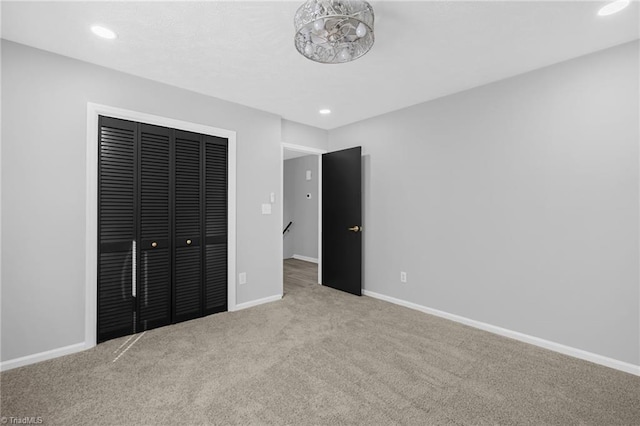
[{"x1": 2, "y1": 258, "x2": 639, "y2": 425}]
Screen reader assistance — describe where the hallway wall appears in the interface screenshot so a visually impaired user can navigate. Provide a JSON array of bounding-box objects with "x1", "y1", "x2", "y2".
[{"x1": 283, "y1": 155, "x2": 319, "y2": 261}]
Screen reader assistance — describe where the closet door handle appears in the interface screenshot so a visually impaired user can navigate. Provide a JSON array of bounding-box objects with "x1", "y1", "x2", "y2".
[
  {"x1": 151, "y1": 241, "x2": 158, "y2": 248},
  {"x1": 132, "y1": 240, "x2": 137, "y2": 297},
  {"x1": 186, "y1": 239, "x2": 192, "y2": 245}
]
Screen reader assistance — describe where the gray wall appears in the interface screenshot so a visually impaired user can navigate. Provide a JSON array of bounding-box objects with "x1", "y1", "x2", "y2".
[
  {"x1": 281, "y1": 119, "x2": 328, "y2": 150},
  {"x1": 1, "y1": 41, "x2": 283, "y2": 362},
  {"x1": 3, "y1": 38, "x2": 638, "y2": 368},
  {"x1": 328, "y1": 41, "x2": 640, "y2": 366},
  {"x1": 283, "y1": 155, "x2": 319, "y2": 260}
]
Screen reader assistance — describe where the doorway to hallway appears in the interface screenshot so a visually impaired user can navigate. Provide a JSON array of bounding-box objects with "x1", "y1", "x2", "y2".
[
  {"x1": 281, "y1": 144, "x2": 324, "y2": 290},
  {"x1": 280, "y1": 143, "x2": 363, "y2": 297}
]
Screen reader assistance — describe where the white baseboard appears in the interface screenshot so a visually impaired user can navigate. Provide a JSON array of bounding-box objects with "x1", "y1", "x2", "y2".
[
  {"x1": 363, "y1": 290, "x2": 640, "y2": 377},
  {"x1": 0, "y1": 341, "x2": 92, "y2": 372},
  {"x1": 233, "y1": 294, "x2": 283, "y2": 311},
  {"x1": 292, "y1": 254, "x2": 318, "y2": 264}
]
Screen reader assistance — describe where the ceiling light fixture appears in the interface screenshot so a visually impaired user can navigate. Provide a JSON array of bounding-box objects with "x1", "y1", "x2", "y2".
[
  {"x1": 319, "y1": 109, "x2": 332, "y2": 114},
  {"x1": 597, "y1": 0, "x2": 630, "y2": 16},
  {"x1": 294, "y1": 0, "x2": 374, "y2": 64},
  {"x1": 91, "y1": 25, "x2": 117, "y2": 40}
]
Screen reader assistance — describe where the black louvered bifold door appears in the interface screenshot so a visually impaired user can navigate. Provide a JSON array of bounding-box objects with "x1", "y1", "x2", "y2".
[
  {"x1": 204, "y1": 136, "x2": 228, "y2": 314},
  {"x1": 98, "y1": 117, "x2": 136, "y2": 343},
  {"x1": 98, "y1": 117, "x2": 228, "y2": 342},
  {"x1": 138, "y1": 124, "x2": 172, "y2": 330},
  {"x1": 174, "y1": 130, "x2": 203, "y2": 322}
]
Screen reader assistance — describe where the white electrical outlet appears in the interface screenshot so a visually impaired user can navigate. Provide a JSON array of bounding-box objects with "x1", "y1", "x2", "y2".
[
  {"x1": 400, "y1": 271, "x2": 407, "y2": 283},
  {"x1": 239, "y1": 272, "x2": 247, "y2": 285}
]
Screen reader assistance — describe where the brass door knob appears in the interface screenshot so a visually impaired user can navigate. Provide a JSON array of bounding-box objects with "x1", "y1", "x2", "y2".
[
  {"x1": 151, "y1": 242, "x2": 158, "y2": 248},
  {"x1": 348, "y1": 226, "x2": 360, "y2": 232},
  {"x1": 186, "y1": 239, "x2": 192, "y2": 245}
]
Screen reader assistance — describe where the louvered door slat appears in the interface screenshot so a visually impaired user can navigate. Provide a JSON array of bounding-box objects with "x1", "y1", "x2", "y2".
[
  {"x1": 138, "y1": 124, "x2": 171, "y2": 330},
  {"x1": 98, "y1": 116, "x2": 136, "y2": 342},
  {"x1": 205, "y1": 244, "x2": 227, "y2": 311},
  {"x1": 204, "y1": 136, "x2": 228, "y2": 313},
  {"x1": 206, "y1": 141, "x2": 227, "y2": 237},
  {"x1": 98, "y1": 251, "x2": 133, "y2": 341},
  {"x1": 174, "y1": 131, "x2": 202, "y2": 321},
  {"x1": 175, "y1": 247, "x2": 201, "y2": 318},
  {"x1": 99, "y1": 125, "x2": 134, "y2": 244}
]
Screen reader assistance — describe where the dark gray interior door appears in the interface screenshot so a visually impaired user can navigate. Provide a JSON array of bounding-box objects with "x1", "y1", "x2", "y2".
[
  {"x1": 98, "y1": 116, "x2": 136, "y2": 342},
  {"x1": 203, "y1": 136, "x2": 229, "y2": 314},
  {"x1": 322, "y1": 146, "x2": 362, "y2": 296},
  {"x1": 173, "y1": 130, "x2": 203, "y2": 322},
  {"x1": 138, "y1": 123, "x2": 172, "y2": 331}
]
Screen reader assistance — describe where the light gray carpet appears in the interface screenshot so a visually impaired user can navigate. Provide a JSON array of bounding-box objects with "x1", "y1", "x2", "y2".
[{"x1": 2, "y1": 258, "x2": 639, "y2": 425}]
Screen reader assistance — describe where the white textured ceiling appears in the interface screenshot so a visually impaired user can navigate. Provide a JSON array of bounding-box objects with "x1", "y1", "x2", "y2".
[{"x1": 2, "y1": 1, "x2": 638, "y2": 129}]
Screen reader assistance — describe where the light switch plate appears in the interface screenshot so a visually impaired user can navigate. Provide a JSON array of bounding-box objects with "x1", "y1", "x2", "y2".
[
  {"x1": 262, "y1": 204, "x2": 272, "y2": 215},
  {"x1": 270, "y1": 192, "x2": 276, "y2": 203},
  {"x1": 239, "y1": 272, "x2": 247, "y2": 285},
  {"x1": 306, "y1": 170, "x2": 312, "y2": 181}
]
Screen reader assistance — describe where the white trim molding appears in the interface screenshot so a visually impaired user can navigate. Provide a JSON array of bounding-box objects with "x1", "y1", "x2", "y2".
[
  {"x1": 291, "y1": 254, "x2": 319, "y2": 264},
  {"x1": 86, "y1": 102, "x2": 238, "y2": 347},
  {"x1": 363, "y1": 290, "x2": 640, "y2": 377},
  {"x1": 234, "y1": 294, "x2": 283, "y2": 311},
  {"x1": 0, "y1": 342, "x2": 92, "y2": 372},
  {"x1": 282, "y1": 142, "x2": 326, "y2": 156}
]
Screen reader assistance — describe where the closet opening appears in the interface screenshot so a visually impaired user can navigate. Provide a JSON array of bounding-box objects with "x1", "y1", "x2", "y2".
[{"x1": 86, "y1": 104, "x2": 237, "y2": 347}]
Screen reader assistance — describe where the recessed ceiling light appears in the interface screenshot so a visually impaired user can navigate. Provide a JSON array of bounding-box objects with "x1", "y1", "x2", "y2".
[
  {"x1": 598, "y1": 0, "x2": 630, "y2": 16},
  {"x1": 91, "y1": 25, "x2": 117, "y2": 40},
  {"x1": 319, "y1": 109, "x2": 331, "y2": 115}
]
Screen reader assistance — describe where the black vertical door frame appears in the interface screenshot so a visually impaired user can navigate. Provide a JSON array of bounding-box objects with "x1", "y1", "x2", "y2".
[
  {"x1": 133, "y1": 123, "x2": 142, "y2": 334},
  {"x1": 171, "y1": 129, "x2": 177, "y2": 324},
  {"x1": 169, "y1": 129, "x2": 176, "y2": 324}
]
